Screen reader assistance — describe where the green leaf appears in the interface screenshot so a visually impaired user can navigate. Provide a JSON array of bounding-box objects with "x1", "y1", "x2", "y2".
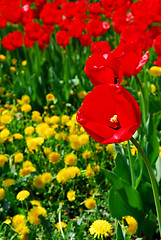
[
  {"x1": 113, "y1": 152, "x2": 131, "y2": 184},
  {"x1": 145, "y1": 114, "x2": 159, "y2": 166},
  {"x1": 102, "y1": 169, "x2": 144, "y2": 220},
  {"x1": 142, "y1": 211, "x2": 157, "y2": 240},
  {"x1": 116, "y1": 222, "x2": 125, "y2": 240}
]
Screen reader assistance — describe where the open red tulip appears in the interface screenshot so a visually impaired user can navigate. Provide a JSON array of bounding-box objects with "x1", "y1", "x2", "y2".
[{"x1": 76, "y1": 84, "x2": 141, "y2": 144}]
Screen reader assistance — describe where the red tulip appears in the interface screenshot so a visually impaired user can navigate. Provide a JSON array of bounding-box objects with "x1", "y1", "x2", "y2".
[{"x1": 76, "y1": 84, "x2": 141, "y2": 144}]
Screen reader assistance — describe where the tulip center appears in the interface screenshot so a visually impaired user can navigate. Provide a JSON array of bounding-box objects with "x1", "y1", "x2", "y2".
[{"x1": 110, "y1": 115, "x2": 121, "y2": 130}]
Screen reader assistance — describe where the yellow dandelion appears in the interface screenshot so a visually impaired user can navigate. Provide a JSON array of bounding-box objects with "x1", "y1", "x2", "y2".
[
  {"x1": 49, "y1": 152, "x2": 61, "y2": 164},
  {"x1": 21, "y1": 95, "x2": 30, "y2": 104},
  {"x1": 89, "y1": 219, "x2": 113, "y2": 239},
  {"x1": 2, "y1": 179, "x2": 15, "y2": 187},
  {"x1": 30, "y1": 200, "x2": 42, "y2": 207},
  {"x1": 79, "y1": 134, "x2": 89, "y2": 146},
  {"x1": 14, "y1": 152, "x2": 23, "y2": 163},
  {"x1": 0, "y1": 114, "x2": 12, "y2": 124},
  {"x1": 122, "y1": 216, "x2": 138, "y2": 235},
  {"x1": 77, "y1": 91, "x2": 87, "y2": 99},
  {"x1": 85, "y1": 197, "x2": 96, "y2": 209},
  {"x1": 33, "y1": 175, "x2": 46, "y2": 189},
  {"x1": 69, "y1": 134, "x2": 80, "y2": 149},
  {"x1": 13, "y1": 133, "x2": 23, "y2": 139},
  {"x1": 12, "y1": 214, "x2": 26, "y2": 230},
  {"x1": 149, "y1": 66, "x2": 161, "y2": 77},
  {"x1": 19, "y1": 166, "x2": 36, "y2": 177},
  {"x1": 50, "y1": 115, "x2": 60, "y2": 124},
  {"x1": 41, "y1": 172, "x2": 52, "y2": 184},
  {"x1": 82, "y1": 150, "x2": 92, "y2": 160},
  {"x1": 46, "y1": 93, "x2": 55, "y2": 101},
  {"x1": 3, "y1": 216, "x2": 11, "y2": 225},
  {"x1": 24, "y1": 126, "x2": 34, "y2": 135},
  {"x1": 28, "y1": 206, "x2": 47, "y2": 225},
  {"x1": 0, "y1": 154, "x2": 8, "y2": 167},
  {"x1": 64, "y1": 153, "x2": 77, "y2": 166},
  {"x1": 61, "y1": 115, "x2": 70, "y2": 124},
  {"x1": 10, "y1": 66, "x2": 16, "y2": 72},
  {"x1": 151, "y1": 84, "x2": 156, "y2": 94},
  {"x1": 22, "y1": 60, "x2": 27, "y2": 66},
  {"x1": 0, "y1": 188, "x2": 5, "y2": 200},
  {"x1": 21, "y1": 104, "x2": 32, "y2": 113},
  {"x1": 55, "y1": 221, "x2": 67, "y2": 230},
  {"x1": 16, "y1": 190, "x2": 30, "y2": 201},
  {"x1": 44, "y1": 147, "x2": 52, "y2": 156},
  {"x1": 85, "y1": 164, "x2": 95, "y2": 178},
  {"x1": 0, "y1": 54, "x2": 6, "y2": 62},
  {"x1": 67, "y1": 190, "x2": 76, "y2": 201}
]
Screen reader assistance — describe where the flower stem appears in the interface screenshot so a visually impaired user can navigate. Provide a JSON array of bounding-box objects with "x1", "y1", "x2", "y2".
[
  {"x1": 135, "y1": 75, "x2": 147, "y2": 124},
  {"x1": 130, "y1": 136, "x2": 161, "y2": 236}
]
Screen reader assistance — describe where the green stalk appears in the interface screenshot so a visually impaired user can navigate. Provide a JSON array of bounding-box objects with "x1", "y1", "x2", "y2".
[
  {"x1": 130, "y1": 136, "x2": 161, "y2": 236},
  {"x1": 135, "y1": 75, "x2": 147, "y2": 124},
  {"x1": 127, "y1": 140, "x2": 135, "y2": 188}
]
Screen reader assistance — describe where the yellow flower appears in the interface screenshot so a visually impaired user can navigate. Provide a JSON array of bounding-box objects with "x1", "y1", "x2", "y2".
[
  {"x1": 49, "y1": 152, "x2": 61, "y2": 164},
  {"x1": 64, "y1": 153, "x2": 77, "y2": 166},
  {"x1": 85, "y1": 164, "x2": 95, "y2": 178},
  {"x1": 61, "y1": 115, "x2": 70, "y2": 124},
  {"x1": 151, "y1": 84, "x2": 156, "y2": 94},
  {"x1": 28, "y1": 206, "x2": 47, "y2": 225},
  {"x1": 44, "y1": 147, "x2": 52, "y2": 156},
  {"x1": 19, "y1": 166, "x2": 36, "y2": 177},
  {"x1": 44, "y1": 127, "x2": 54, "y2": 138},
  {"x1": 10, "y1": 66, "x2": 16, "y2": 72},
  {"x1": 3, "y1": 216, "x2": 11, "y2": 225},
  {"x1": 149, "y1": 66, "x2": 161, "y2": 77},
  {"x1": 0, "y1": 114, "x2": 12, "y2": 124},
  {"x1": 26, "y1": 137, "x2": 44, "y2": 151},
  {"x1": 89, "y1": 219, "x2": 113, "y2": 239},
  {"x1": 30, "y1": 200, "x2": 42, "y2": 207},
  {"x1": 21, "y1": 95, "x2": 30, "y2": 104},
  {"x1": 22, "y1": 60, "x2": 27, "y2": 66},
  {"x1": 50, "y1": 115, "x2": 60, "y2": 124},
  {"x1": 41, "y1": 172, "x2": 52, "y2": 184},
  {"x1": 0, "y1": 54, "x2": 6, "y2": 62},
  {"x1": 77, "y1": 91, "x2": 87, "y2": 99},
  {"x1": 0, "y1": 188, "x2": 5, "y2": 200},
  {"x1": 12, "y1": 214, "x2": 26, "y2": 231},
  {"x1": 85, "y1": 197, "x2": 96, "y2": 209},
  {"x1": 0, "y1": 154, "x2": 8, "y2": 167},
  {"x1": 82, "y1": 150, "x2": 92, "y2": 160},
  {"x1": 21, "y1": 104, "x2": 32, "y2": 113},
  {"x1": 24, "y1": 126, "x2": 34, "y2": 135},
  {"x1": 46, "y1": 93, "x2": 55, "y2": 101},
  {"x1": 36, "y1": 122, "x2": 49, "y2": 138},
  {"x1": 93, "y1": 165, "x2": 100, "y2": 173},
  {"x1": 13, "y1": 133, "x2": 23, "y2": 140},
  {"x1": 69, "y1": 134, "x2": 80, "y2": 149},
  {"x1": 16, "y1": 190, "x2": 30, "y2": 201},
  {"x1": 33, "y1": 175, "x2": 46, "y2": 189},
  {"x1": 11, "y1": 58, "x2": 17, "y2": 65},
  {"x1": 122, "y1": 216, "x2": 138, "y2": 235},
  {"x1": 67, "y1": 190, "x2": 76, "y2": 201},
  {"x1": 79, "y1": 134, "x2": 89, "y2": 146},
  {"x1": 55, "y1": 221, "x2": 67, "y2": 230},
  {"x1": 14, "y1": 152, "x2": 23, "y2": 163},
  {"x1": 56, "y1": 166, "x2": 80, "y2": 184},
  {"x1": 2, "y1": 179, "x2": 15, "y2": 187}
]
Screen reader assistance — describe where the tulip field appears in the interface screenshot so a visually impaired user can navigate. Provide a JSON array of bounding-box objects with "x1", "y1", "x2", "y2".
[{"x1": 1, "y1": 0, "x2": 161, "y2": 239}]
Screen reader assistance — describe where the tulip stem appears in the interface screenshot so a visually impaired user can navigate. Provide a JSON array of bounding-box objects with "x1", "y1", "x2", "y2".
[
  {"x1": 135, "y1": 75, "x2": 147, "y2": 124},
  {"x1": 130, "y1": 136, "x2": 161, "y2": 237}
]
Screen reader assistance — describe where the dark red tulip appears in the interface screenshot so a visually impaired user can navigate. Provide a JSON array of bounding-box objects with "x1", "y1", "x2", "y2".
[{"x1": 76, "y1": 84, "x2": 141, "y2": 144}]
